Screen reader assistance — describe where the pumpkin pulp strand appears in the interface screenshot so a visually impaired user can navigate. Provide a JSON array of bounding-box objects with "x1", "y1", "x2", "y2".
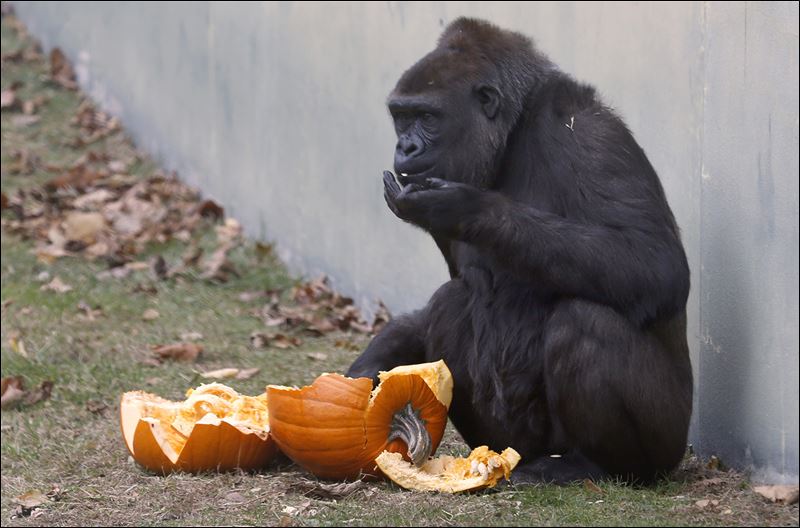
[{"x1": 387, "y1": 401, "x2": 431, "y2": 466}]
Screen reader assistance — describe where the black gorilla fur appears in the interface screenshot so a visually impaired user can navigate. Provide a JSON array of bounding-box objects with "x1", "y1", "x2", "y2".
[{"x1": 347, "y1": 17, "x2": 693, "y2": 484}]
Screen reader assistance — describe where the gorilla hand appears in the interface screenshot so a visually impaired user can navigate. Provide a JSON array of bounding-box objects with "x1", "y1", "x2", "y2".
[{"x1": 383, "y1": 171, "x2": 483, "y2": 238}]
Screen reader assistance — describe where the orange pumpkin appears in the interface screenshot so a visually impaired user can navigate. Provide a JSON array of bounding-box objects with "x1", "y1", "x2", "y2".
[
  {"x1": 120, "y1": 383, "x2": 278, "y2": 473},
  {"x1": 267, "y1": 360, "x2": 453, "y2": 480}
]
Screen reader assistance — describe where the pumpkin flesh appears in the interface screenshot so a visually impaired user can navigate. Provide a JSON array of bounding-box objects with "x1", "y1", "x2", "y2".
[
  {"x1": 375, "y1": 445, "x2": 522, "y2": 493},
  {"x1": 120, "y1": 383, "x2": 277, "y2": 473}
]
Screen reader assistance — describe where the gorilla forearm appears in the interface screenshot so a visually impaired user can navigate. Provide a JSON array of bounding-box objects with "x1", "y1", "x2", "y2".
[{"x1": 459, "y1": 192, "x2": 690, "y2": 326}]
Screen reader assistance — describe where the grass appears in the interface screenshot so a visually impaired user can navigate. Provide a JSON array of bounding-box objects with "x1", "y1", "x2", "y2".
[{"x1": 1, "y1": 10, "x2": 798, "y2": 527}]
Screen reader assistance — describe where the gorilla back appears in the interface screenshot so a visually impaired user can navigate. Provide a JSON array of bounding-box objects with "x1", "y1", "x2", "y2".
[{"x1": 347, "y1": 17, "x2": 693, "y2": 484}]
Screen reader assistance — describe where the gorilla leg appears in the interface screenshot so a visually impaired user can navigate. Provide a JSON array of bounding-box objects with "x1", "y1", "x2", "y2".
[
  {"x1": 346, "y1": 310, "x2": 427, "y2": 384},
  {"x1": 514, "y1": 299, "x2": 692, "y2": 484}
]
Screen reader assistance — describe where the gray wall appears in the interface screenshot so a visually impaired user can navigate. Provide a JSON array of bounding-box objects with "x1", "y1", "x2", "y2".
[{"x1": 12, "y1": 1, "x2": 798, "y2": 483}]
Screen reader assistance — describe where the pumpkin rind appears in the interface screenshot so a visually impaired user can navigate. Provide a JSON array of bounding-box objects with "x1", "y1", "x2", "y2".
[
  {"x1": 267, "y1": 375, "x2": 373, "y2": 479},
  {"x1": 267, "y1": 361, "x2": 453, "y2": 480},
  {"x1": 120, "y1": 384, "x2": 277, "y2": 473}
]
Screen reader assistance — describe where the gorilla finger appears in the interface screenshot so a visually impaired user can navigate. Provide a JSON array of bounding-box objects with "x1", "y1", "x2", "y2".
[
  {"x1": 383, "y1": 190, "x2": 400, "y2": 216},
  {"x1": 424, "y1": 177, "x2": 450, "y2": 189},
  {"x1": 383, "y1": 171, "x2": 401, "y2": 198},
  {"x1": 397, "y1": 173, "x2": 430, "y2": 188}
]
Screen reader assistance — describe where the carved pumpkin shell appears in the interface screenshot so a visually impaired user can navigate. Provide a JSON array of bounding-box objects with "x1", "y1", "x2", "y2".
[
  {"x1": 120, "y1": 383, "x2": 278, "y2": 473},
  {"x1": 267, "y1": 360, "x2": 453, "y2": 480}
]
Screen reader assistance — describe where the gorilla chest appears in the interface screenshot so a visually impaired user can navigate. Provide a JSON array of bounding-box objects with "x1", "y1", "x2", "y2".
[{"x1": 424, "y1": 266, "x2": 552, "y2": 448}]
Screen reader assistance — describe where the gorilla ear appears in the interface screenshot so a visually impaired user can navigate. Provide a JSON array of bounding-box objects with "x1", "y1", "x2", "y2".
[{"x1": 475, "y1": 84, "x2": 501, "y2": 120}]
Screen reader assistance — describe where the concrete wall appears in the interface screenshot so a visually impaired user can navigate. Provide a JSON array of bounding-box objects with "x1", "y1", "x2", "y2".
[{"x1": 12, "y1": 1, "x2": 798, "y2": 483}]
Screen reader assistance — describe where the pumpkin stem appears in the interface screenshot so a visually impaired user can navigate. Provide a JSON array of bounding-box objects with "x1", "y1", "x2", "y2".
[{"x1": 387, "y1": 402, "x2": 431, "y2": 467}]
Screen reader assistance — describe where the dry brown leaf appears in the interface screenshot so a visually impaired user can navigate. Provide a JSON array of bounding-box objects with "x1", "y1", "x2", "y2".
[
  {"x1": 151, "y1": 342, "x2": 203, "y2": 362},
  {"x1": 250, "y1": 332, "x2": 302, "y2": 349},
  {"x1": 1, "y1": 192, "x2": 8, "y2": 210},
  {"x1": 24, "y1": 381, "x2": 54, "y2": 405},
  {"x1": 1, "y1": 376, "x2": 26, "y2": 410},
  {"x1": 40, "y1": 276, "x2": 73, "y2": 293},
  {"x1": 0, "y1": 81, "x2": 22, "y2": 109},
  {"x1": 141, "y1": 308, "x2": 160, "y2": 321},
  {"x1": 583, "y1": 479, "x2": 604, "y2": 495},
  {"x1": 200, "y1": 368, "x2": 240, "y2": 379},
  {"x1": 85, "y1": 400, "x2": 108, "y2": 414},
  {"x1": 235, "y1": 367, "x2": 260, "y2": 380},
  {"x1": 753, "y1": 485, "x2": 800, "y2": 505},
  {"x1": 49, "y1": 47, "x2": 77, "y2": 90},
  {"x1": 9, "y1": 337, "x2": 28, "y2": 357},
  {"x1": 371, "y1": 301, "x2": 392, "y2": 334},
  {"x1": 77, "y1": 300, "x2": 103, "y2": 321},
  {"x1": 62, "y1": 211, "x2": 106, "y2": 244},
  {"x1": 12, "y1": 490, "x2": 48, "y2": 509},
  {"x1": 196, "y1": 199, "x2": 225, "y2": 220},
  {"x1": 179, "y1": 331, "x2": 204, "y2": 342},
  {"x1": 334, "y1": 339, "x2": 361, "y2": 352}
]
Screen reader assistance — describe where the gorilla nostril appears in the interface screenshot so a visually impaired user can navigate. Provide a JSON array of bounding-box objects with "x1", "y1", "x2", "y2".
[{"x1": 398, "y1": 136, "x2": 420, "y2": 157}]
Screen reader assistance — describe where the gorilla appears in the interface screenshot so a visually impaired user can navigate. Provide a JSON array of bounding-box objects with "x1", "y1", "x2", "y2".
[{"x1": 348, "y1": 17, "x2": 693, "y2": 484}]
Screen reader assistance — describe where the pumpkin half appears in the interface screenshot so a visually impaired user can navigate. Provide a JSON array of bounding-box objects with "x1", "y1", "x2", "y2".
[
  {"x1": 375, "y1": 445, "x2": 522, "y2": 493},
  {"x1": 120, "y1": 383, "x2": 278, "y2": 473},
  {"x1": 267, "y1": 360, "x2": 453, "y2": 480}
]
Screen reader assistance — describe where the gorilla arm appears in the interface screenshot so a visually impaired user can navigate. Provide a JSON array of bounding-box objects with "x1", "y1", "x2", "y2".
[{"x1": 383, "y1": 174, "x2": 689, "y2": 328}]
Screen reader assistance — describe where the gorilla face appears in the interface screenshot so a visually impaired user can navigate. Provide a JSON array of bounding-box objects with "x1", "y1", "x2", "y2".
[{"x1": 387, "y1": 83, "x2": 503, "y2": 189}]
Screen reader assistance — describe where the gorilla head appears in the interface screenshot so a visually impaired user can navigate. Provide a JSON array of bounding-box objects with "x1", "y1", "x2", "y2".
[{"x1": 387, "y1": 18, "x2": 551, "y2": 189}]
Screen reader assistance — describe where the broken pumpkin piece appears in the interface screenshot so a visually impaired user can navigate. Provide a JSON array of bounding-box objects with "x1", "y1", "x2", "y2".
[
  {"x1": 267, "y1": 360, "x2": 452, "y2": 480},
  {"x1": 375, "y1": 445, "x2": 522, "y2": 493},
  {"x1": 120, "y1": 383, "x2": 277, "y2": 473}
]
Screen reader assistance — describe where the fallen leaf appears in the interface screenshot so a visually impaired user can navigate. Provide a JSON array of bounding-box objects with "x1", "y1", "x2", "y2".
[
  {"x1": 1, "y1": 376, "x2": 26, "y2": 410},
  {"x1": 753, "y1": 485, "x2": 799, "y2": 505},
  {"x1": 200, "y1": 368, "x2": 240, "y2": 379},
  {"x1": 306, "y1": 352, "x2": 328, "y2": 361},
  {"x1": 250, "y1": 332, "x2": 302, "y2": 349},
  {"x1": 49, "y1": 47, "x2": 77, "y2": 89},
  {"x1": 24, "y1": 381, "x2": 54, "y2": 405},
  {"x1": 0, "y1": 81, "x2": 22, "y2": 109},
  {"x1": 371, "y1": 300, "x2": 392, "y2": 334},
  {"x1": 141, "y1": 308, "x2": 160, "y2": 321},
  {"x1": 9, "y1": 337, "x2": 28, "y2": 357},
  {"x1": 85, "y1": 400, "x2": 108, "y2": 414},
  {"x1": 62, "y1": 211, "x2": 106, "y2": 244},
  {"x1": 706, "y1": 455, "x2": 721, "y2": 470},
  {"x1": 196, "y1": 199, "x2": 225, "y2": 220},
  {"x1": 152, "y1": 342, "x2": 202, "y2": 362},
  {"x1": 235, "y1": 367, "x2": 260, "y2": 380},
  {"x1": 583, "y1": 479, "x2": 604, "y2": 495},
  {"x1": 12, "y1": 490, "x2": 48, "y2": 509},
  {"x1": 152, "y1": 255, "x2": 168, "y2": 280},
  {"x1": 40, "y1": 277, "x2": 73, "y2": 293}
]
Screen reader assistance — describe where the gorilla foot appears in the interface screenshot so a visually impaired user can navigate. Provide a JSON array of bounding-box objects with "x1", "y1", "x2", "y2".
[{"x1": 510, "y1": 452, "x2": 607, "y2": 486}]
